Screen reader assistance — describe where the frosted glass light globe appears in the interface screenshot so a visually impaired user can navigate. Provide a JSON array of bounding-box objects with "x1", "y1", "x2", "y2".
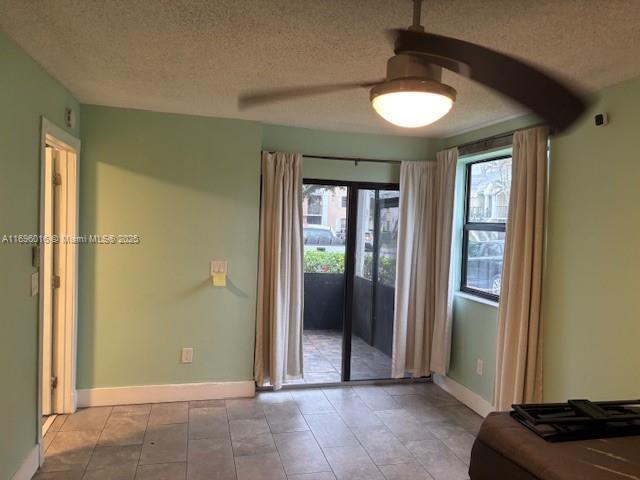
[{"x1": 372, "y1": 90, "x2": 453, "y2": 128}]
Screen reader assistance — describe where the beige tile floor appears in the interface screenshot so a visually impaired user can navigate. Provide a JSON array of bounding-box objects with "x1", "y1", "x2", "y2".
[{"x1": 35, "y1": 383, "x2": 481, "y2": 480}]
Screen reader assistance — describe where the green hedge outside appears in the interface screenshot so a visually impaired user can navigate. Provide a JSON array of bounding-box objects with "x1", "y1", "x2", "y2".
[
  {"x1": 364, "y1": 254, "x2": 396, "y2": 286},
  {"x1": 304, "y1": 250, "x2": 396, "y2": 285},
  {"x1": 304, "y1": 250, "x2": 345, "y2": 274}
]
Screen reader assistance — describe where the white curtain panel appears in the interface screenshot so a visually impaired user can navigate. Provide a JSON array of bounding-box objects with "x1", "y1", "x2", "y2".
[
  {"x1": 392, "y1": 148, "x2": 458, "y2": 378},
  {"x1": 493, "y1": 126, "x2": 548, "y2": 410},
  {"x1": 430, "y1": 148, "x2": 458, "y2": 374},
  {"x1": 254, "y1": 151, "x2": 304, "y2": 390}
]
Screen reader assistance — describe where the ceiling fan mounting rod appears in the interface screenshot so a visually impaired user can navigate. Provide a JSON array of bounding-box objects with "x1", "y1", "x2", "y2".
[{"x1": 410, "y1": 0, "x2": 425, "y2": 32}]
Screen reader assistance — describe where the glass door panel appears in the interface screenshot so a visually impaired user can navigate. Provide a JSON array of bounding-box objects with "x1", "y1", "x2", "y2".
[
  {"x1": 350, "y1": 189, "x2": 399, "y2": 380},
  {"x1": 298, "y1": 184, "x2": 348, "y2": 384}
]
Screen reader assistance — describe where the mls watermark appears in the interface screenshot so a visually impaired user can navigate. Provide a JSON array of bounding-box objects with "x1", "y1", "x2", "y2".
[{"x1": 1, "y1": 234, "x2": 141, "y2": 245}]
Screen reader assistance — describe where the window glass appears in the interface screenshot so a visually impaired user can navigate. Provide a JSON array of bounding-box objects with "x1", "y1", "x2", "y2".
[
  {"x1": 378, "y1": 192, "x2": 399, "y2": 286},
  {"x1": 468, "y1": 158, "x2": 512, "y2": 223},
  {"x1": 465, "y1": 230, "x2": 505, "y2": 295},
  {"x1": 462, "y1": 155, "x2": 512, "y2": 301},
  {"x1": 303, "y1": 184, "x2": 347, "y2": 274}
]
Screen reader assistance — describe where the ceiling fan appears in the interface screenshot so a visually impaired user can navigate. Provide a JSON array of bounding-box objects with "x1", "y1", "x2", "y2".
[{"x1": 239, "y1": 0, "x2": 588, "y2": 133}]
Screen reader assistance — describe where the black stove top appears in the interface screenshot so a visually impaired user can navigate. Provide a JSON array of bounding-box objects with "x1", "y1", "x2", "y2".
[{"x1": 511, "y1": 399, "x2": 640, "y2": 442}]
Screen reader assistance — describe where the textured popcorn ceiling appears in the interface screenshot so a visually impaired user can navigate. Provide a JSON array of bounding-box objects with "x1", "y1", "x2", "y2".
[{"x1": 1, "y1": 0, "x2": 640, "y2": 137}]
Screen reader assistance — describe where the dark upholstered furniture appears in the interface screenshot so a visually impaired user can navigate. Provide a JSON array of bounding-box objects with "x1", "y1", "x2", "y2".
[{"x1": 469, "y1": 412, "x2": 640, "y2": 480}]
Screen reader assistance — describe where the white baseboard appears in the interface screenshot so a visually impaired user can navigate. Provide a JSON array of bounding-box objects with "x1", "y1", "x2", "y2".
[
  {"x1": 433, "y1": 374, "x2": 494, "y2": 417},
  {"x1": 77, "y1": 381, "x2": 255, "y2": 407},
  {"x1": 11, "y1": 444, "x2": 39, "y2": 480}
]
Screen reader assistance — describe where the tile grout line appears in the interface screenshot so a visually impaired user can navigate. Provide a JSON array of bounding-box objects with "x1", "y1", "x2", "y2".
[
  {"x1": 262, "y1": 395, "x2": 297, "y2": 479},
  {"x1": 323, "y1": 387, "x2": 392, "y2": 479},
  {"x1": 223, "y1": 400, "x2": 238, "y2": 479},
  {"x1": 301, "y1": 389, "x2": 339, "y2": 479},
  {"x1": 378, "y1": 394, "x2": 472, "y2": 477},
  {"x1": 80, "y1": 406, "x2": 113, "y2": 479},
  {"x1": 359, "y1": 388, "x2": 460, "y2": 478},
  {"x1": 185, "y1": 402, "x2": 192, "y2": 474},
  {"x1": 423, "y1": 419, "x2": 475, "y2": 467},
  {"x1": 226, "y1": 397, "x2": 244, "y2": 479},
  {"x1": 133, "y1": 404, "x2": 154, "y2": 479},
  {"x1": 344, "y1": 391, "x2": 406, "y2": 479}
]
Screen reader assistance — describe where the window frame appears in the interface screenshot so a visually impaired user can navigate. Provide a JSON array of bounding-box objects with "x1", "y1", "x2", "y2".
[{"x1": 460, "y1": 154, "x2": 512, "y2": 302}]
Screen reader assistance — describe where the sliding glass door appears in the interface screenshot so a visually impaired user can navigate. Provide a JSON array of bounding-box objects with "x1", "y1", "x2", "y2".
[
  {"x1": 301, "y1": 183, "x2": 348, "y2": 384},
  {"x1": 349, "y1": 189, "x2": 399, "y2": 380},
  {"x1": 297, "y1": 180, "x2": 399, "y2": 385}
]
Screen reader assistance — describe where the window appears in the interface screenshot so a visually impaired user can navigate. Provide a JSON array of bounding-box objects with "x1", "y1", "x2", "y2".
[
  {"x1": 337, "y1": 218, "x2": 347, "y2": 236},
  {"x1": 304, "y1": 193, "x2": 323, "y2": 225},
  {"x1": 461, "y1": 156, "x2": 512, "y2": 301},
  {"x1": 307, "y1": 194, "x2": 323, "y2": 215},
  {"x1": 341, "y1": 195, "x2": 347, "y2": 208}
]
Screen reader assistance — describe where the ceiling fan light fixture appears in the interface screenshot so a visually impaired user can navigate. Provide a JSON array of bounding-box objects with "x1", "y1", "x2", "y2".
[{"x1": 370, "y1": 78, "x2": 456, "y2": 128}]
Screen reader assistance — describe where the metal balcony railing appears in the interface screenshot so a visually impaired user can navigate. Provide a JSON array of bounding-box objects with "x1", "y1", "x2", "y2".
[{"x1": 469, "y1": 205, "x2": 508, "y2": 222}]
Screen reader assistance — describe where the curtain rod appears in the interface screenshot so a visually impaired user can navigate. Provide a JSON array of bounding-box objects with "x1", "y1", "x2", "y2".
[
  {"x1": 268, "y1": 121, "x2": 549, "y2": 163},
  {"x1": 455, "y1": 122, "x2": 548, "y2": 156},
  {"x1": 305, "y1": 154, "x2": 402, "y2": 165},
  {"x1": 266, "y1": 151, "x2": 401, "y2": 165}
]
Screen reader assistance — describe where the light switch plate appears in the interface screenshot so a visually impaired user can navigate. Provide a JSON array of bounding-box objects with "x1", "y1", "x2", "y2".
[
  {"x1": 31, "y1": 272, "x2": 39, "y2": 297},
  {"x1": 210, "y1": 261, "x2": 227, "y2": 275},
  {"x1": 181, "y1": 347, "x2": 193, "y2": 364},
  {"x1": 476, "y1": 359, "x2": 484, "y2": 376}
]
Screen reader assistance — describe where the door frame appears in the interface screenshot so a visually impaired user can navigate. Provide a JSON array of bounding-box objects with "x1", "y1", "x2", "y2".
[
  {"x1": 303, "y1": 178, "x2": 399, "y2": 382},
  {"x1": 37, "y1": 117, "x2": 81, "y2": 461}
]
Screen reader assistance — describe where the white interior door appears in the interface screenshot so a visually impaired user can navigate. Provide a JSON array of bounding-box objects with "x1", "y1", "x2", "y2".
[
  {"x1": 41, "y1": 146, "x2": 55, "y2": 416},
  {"x1": 52, "y1": 147, "x2": 78, "y2": 413},
  {"x1": 52, "y1": 148, "x2": 64, "y2": 413},
  {"x1": 41, "y1": 142, "x2": 79, "y2": 416}
]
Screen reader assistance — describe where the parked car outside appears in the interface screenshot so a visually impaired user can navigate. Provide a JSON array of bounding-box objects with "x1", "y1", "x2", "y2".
[
  {"x1": 467, "y1": 240, "x2": 503, "y2": 294},
  {"x1": 303, "y1": 225, "x2": 345, "y2": 253}
]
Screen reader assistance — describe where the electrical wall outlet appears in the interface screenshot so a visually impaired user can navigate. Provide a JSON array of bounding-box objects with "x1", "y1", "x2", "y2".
[
  {"x1": 476, "y1": 359, "x2": 484, "y2": 376},
  {"x1": 181, "y1": 347, "x2": 194, "y2": 364}
]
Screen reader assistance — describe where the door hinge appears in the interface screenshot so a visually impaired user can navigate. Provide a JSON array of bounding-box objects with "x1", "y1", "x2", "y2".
[
  {"x1": 51, "y1": 376, "x2": 58, "y2": 389},
  {"x1": 53, "y1": 173, "x2": 62, "y2": 186},
  {"x1": 53, "y1": 275, "x2": 61, "y2": 289},
  {"x1": 32, "y1": 245, "x2": 40, "y2": 268}
]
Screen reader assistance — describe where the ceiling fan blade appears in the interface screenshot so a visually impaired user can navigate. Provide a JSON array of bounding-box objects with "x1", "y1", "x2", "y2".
[
  {"x1": 391, "y1": 29, "x2": 589, "y2": 132},
  {"x1": 238, "y1": 80, "x2": 383, "y2": 110}
]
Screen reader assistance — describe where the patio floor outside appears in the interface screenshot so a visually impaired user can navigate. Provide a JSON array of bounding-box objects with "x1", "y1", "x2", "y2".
[{"x1": 286, "y1": 330, "x2": 393, "y2": 384}]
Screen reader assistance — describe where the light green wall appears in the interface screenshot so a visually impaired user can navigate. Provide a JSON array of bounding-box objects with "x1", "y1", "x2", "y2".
[
  {"x1": 448, "y1": 296, "x2": 497, "y2": 401},
  {"x1": 446, "y1": 77, "x2": 640, "y2": 404},
  {"x1": 77, "y1": 112, "x2": 439, "y2": 389},
  {"x1": 263, "y1": 123, "x2": 440, "y2": 183},
  {"x1": 78, "y1": 106, "x2": 262, "y2": 388},
  {"x1": 0, "y1": 32, "x2": 80, "y2": 479},
  {"x1": 543, "y1": 77, "x2": 640, "y2": 401}
]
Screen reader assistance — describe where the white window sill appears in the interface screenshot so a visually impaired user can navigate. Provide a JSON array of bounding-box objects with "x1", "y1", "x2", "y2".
[{"x1": 454, "y1": 291, "x2": 499, "y2": 308}]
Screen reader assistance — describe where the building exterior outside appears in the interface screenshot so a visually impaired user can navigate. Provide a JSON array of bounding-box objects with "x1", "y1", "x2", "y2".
[{"x1": 302, "y1": 185, "x2": 348, "y2": 238}]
